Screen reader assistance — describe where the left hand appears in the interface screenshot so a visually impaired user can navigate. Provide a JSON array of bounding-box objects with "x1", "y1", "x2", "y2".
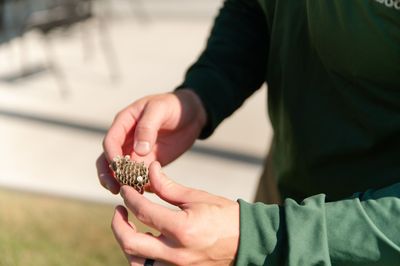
[
  {"x1": 112, "y1": 161, "x2": 240, "y2": 266},
  {"x1": 96, "y1": 90, "x2": 207, "y2": 194}
]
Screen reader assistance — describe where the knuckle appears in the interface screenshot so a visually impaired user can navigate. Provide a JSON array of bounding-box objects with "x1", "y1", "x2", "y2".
[
  {"x1": 155, "y1": 177, "x2": 171, "y2": 196},
  {"x1": 147, "y1": 100, "x2": 169, "y2": 117},
  {"x1": 176, "y1": 223, "x2": 196, "y2": 246},
  {"x1": 135, "y1": 212, "x2": 147, "y2": 224},
  {"x1": 170, "y1": 246, "x2": 202, "y2": 266},
  {"x1": 121, "y1": 239, "x2": 136, "y2": 255},
  {"x1": 148, "y1": 97, "x2": 166, "y2": 108},
  {"x1": 111, "y1": 231, "x2": 137, "y2": 255},
  {"x1": 135, "y1": 123, "x2": 153, "y2": 133},
  {"x1": 132, "y1": 206, "x2": 148, "y2": 224},
  {"x1": 171, "y1": 251, "x2": 191, "y2": 266}
]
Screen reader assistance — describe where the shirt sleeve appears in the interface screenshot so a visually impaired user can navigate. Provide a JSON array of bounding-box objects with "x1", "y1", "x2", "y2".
[
  {"x1": 177, "y1": 0, "x2": 269, "y2": 139},
  {"x1": 236, "y1": 182, "x2": 400, "y2": 265}
]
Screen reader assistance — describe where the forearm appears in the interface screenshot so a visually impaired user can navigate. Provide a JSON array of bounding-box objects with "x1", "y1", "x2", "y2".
[
  {"x1": 237, "y1": 183, "x2": 400, "y2": 265},
  {"x1": 177, "y1": 0, "x2": 269, "y2": 138}
]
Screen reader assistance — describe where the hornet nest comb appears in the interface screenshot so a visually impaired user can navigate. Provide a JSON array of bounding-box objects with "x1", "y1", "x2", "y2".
[{"x1": 109, "y1": 155, "x2": 149, "y2": 192}]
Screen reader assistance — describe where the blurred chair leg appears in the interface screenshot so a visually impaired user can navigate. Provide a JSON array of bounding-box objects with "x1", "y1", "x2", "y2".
[
  {"x1": 5, "y1": 40, "x2": 15, "y2": 70},
  {"x1": 254, "y1": 150, "x2": 282, "y2": 205},
  {"x1": 80, "y1": 20, "x2": 94, "y2": 62},
  {"x1": 42, "y1": 36, "x2": 69, "y2": 98},
  {"x1": 129, "y1": 0, "x2": 150, "y2": 23},
  {"x1": 18, "y1": 35, "x2": 30, "y2": 75},
  {"x1": 96, "y1": 15, "x2": 120, "y2": 83}
]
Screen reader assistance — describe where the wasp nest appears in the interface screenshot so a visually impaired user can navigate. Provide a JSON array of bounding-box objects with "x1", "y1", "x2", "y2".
[{"x1": 109, "y1": 155, "x2": 149, "y2": 192}]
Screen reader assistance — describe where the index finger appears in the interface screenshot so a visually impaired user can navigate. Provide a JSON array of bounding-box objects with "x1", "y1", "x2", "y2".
[
  {"x1": 103, "y1": 108, "x2": 138, "y2": 162},
  {"x1": 112, "y1": 205, "x2": 176, "y2": 263},
  {"x1": 120, "y1": 186, "x2": 184, "y2": 238}
]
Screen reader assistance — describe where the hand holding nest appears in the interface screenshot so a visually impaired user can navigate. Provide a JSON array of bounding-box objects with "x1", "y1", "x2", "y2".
[
  {"x1": 96, "y1": 89, "x2": 207, "y2": 194},
  {"x1": 112, "y1": 162, "x2": 240, "y2": 266}
]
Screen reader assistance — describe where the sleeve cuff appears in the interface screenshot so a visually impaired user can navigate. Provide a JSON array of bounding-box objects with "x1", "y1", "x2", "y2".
[{"x1": 236, "y1": 199, "x2": 286, "y2": 265}]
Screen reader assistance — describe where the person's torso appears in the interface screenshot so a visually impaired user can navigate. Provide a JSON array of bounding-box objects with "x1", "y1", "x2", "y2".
[{"x1": 259, "y1": 0, "x2": 400, "y2": 200}]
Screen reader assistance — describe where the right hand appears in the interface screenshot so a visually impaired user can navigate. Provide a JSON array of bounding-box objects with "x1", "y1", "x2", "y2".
[
  {"x1": 96, "y1": 89, "x2": 207, "y2": 194},
  {"x1": 112, "y1": 161, "x2": 240, "y2": 266}
]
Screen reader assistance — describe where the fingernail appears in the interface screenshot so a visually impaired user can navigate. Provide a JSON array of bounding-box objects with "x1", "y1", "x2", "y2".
[{"x1": 134, "y1": 141, "x2": 150, "y2": 154}]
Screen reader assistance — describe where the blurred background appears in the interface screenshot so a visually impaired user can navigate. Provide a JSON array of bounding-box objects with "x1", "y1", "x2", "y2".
[{"x1": 0, "y1": 0, "x2": 272, "y2": 265}]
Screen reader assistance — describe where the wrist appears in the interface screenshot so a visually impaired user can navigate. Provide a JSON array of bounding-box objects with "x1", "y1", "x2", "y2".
[{"x1": 174, "y1": 88, "x2": 207, "y2": 132}]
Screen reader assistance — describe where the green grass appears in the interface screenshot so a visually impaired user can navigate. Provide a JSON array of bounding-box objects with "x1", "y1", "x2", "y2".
[{"x1": 0, "y1": 188, "x2": 152, "y2": 266}]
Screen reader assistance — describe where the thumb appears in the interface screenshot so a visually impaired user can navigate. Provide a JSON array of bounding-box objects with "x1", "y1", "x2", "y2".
[
  {"x1": 149, "y1": 161, "x2": 205, "y2": 206},
  {"x1": 133, "y1": 103, "x2": 165, "y2": 156}
]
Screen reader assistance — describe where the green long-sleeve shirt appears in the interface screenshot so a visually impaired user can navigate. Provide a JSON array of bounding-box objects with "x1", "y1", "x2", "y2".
[{"x1": 179, "y1": 0, "x2": 400, "y2": 264}]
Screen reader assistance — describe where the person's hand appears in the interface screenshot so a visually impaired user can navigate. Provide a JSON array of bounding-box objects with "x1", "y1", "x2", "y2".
[
  {"x1": 112, "y1": 161, "x2": 240, "y2": 266},
  {"x1": 96, "y1": 89, "x2": 207, "y2": 194}
]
